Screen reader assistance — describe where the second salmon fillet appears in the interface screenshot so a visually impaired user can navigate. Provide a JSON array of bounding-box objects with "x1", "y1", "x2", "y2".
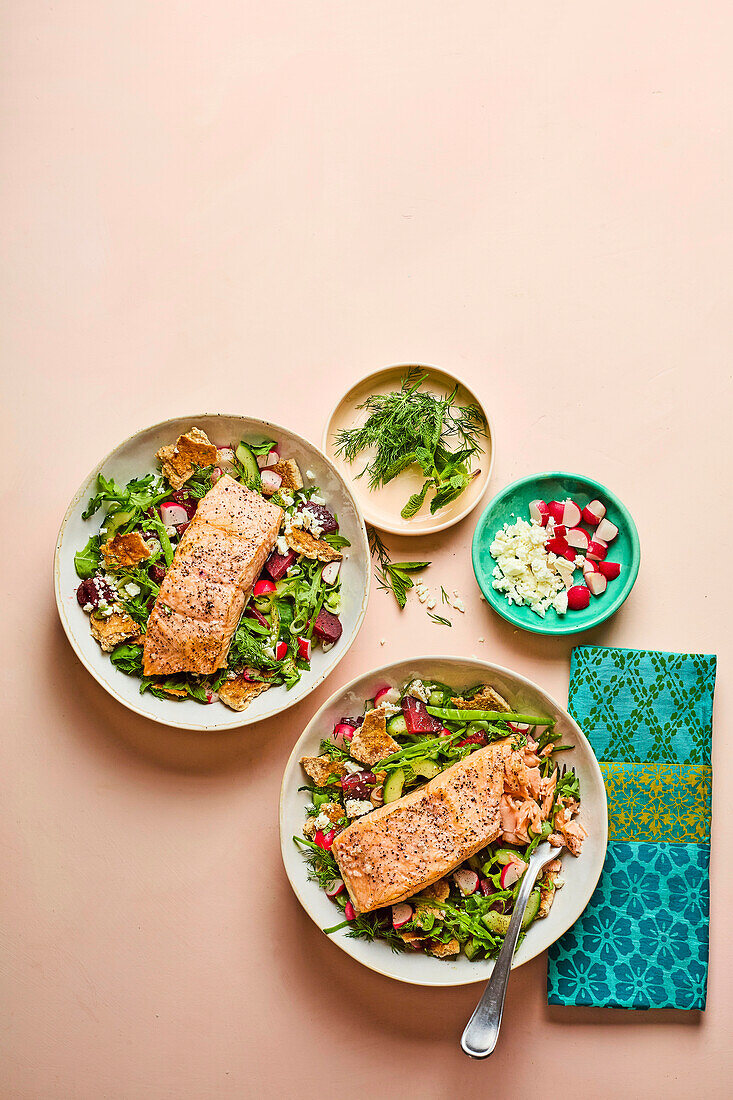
[
  {"x1": 143, "y1": 475, "x2": 283, "y2": 676},
  {"x1": 332, "y1": 740, "x2": 513, "y2": 913}
]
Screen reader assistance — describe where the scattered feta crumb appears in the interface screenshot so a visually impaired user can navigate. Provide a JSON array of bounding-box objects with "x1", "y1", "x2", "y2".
[
  {"x1": 345, "y1": 799, "x2": 373, "y2": 818},
  {"x1": 310, "y1": 494, "x2": 325, "y2": 505},
  {"x1": 124, "y1": 582, "x2": 141, "y2": 597},
  {"x1": 313, "y1": 812, "x2": 332, "y2": 831},
  {"x1": 453, "y1": 597, "x2": 465, "y2": 613},
  {"x1": 343, "y1": 760, "x2": 362, "y2": 775},
  {"x1": 306, "y1": 469, "x2": 315, "y2": 479},
  {"x1": 275, "y1": 535, "x2": 288, "y2": 555},
  {"x1": 490, "y1": 517, "x2": 570, "y2": 617},
  {"x1": 380, "y1": 701, "x2": 401, "y2": 716},
  {"x1": 406, "y1": 679, "x2": 428, "y2": 702},
  {"x1": 554, "y1": 875, "x2": 565, "y2": 889},
  {"x1": 82, "y1": 602, "x2": 93, "y2": 613},
  {"x1": 426, "y1": 597, "x2": 436, "y2": 610},
  {"x1": 280, "y1": 493, "x2": 294, "y2": 508}
]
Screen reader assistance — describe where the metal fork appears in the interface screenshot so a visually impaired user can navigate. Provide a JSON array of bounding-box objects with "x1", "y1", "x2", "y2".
[{"x1": 460, "y1": 841, "x2": 559, "y2": 1058}]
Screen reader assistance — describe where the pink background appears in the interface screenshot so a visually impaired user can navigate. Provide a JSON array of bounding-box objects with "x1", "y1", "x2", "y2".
[{"x1": 1, "y1": 2, "x2": 730, "y2": 1096}]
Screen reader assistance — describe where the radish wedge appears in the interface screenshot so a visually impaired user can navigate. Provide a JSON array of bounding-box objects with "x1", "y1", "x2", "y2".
[
  {"x1": 529, "y1": 499, "x2": 550, "y2": 525},
  {"x1": 260, "y1": 468, "x2": 283, "y2": 493},
  {"x1": 567, "y1": 585, "x2": 590, "y2": 610},
  {"x1": 253, "y1": 579, "x2": 276, "y2": 597},
  {"x1": 392, "y1": 903, "x2": 413, "y2": 929},
  {"x1": 374, "y1": 685, "x2": 400, "y2": 707},
  {"x1": 586, "y1": 571, "x2": 608, "y2": 596},
  {"x1": 582, "y1": 558, "x2": 599, "y2": 576},
  {"x1": 595, "y1": 518, "x2": 619, "y2": 542},
  {"x1": 257, "y1": 448, "x2": 280, "y2": 469},
  {"x1": 598, "y1": 560, "x2": 621, "y2": 580},
  {"x1": 561, "y1": 500, "x2": 582, "y2": 527},
  {"x1": 344, "y1": 901, "x2": 356, "y2": 921},
  {"x1": 321, "y1": 560, "x2": 341, "y2": 585},
  {"x1": 297, "y1": 636, "x2": 312, "y2": 661},
  {"x1": 333, "y1": 722, "x2": 355, "y2": 743},
  {"x1": 548, "y1": 500, "x2": 565, "y2": 522},
  {"x1": 582, "y1": 499, "x2": 606, "y2": 524},
  {"x1": 326, "y1": 878, "x2": 345, "y2": 898},
  {"x1": 546, "y1": 535, "x2": 569, "y2": 556},
  {"x1": 587, "y1": 539, "x2": 608, "y2": 562},
  {"x1": 274, "y1": 640, "x2": 288, "y2": 661},
  {"x1": 453, "y1": 868, "x2": 479, "y2": 896},
  {"x1": 160, "y1": 502, "x2": 189, "y2": 526},
  {"x1": 566, "y1": 527, "x2": 590, "y2": 551},
  {"x1": 500, "y1": 860, "x2": 527, "y2": 889}
]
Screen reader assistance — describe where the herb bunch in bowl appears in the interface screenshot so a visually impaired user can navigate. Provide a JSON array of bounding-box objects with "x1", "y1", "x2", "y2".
[{"x1": 334, "y1": 369, "x2": 486, "y2": 519}]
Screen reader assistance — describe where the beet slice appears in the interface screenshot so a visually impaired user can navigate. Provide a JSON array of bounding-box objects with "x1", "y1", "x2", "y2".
[
  {"x1": 313, "y1": 608, "x2": 342, "y2": 644},
  {"x1": 297, "y1": 501, "x2": 338, "y2": 533},
  {"x1": 402, "y1": 697, "x2": 442, "y2": 734},
  {"x1": 264, "y1": 550, "x2": 296, "y2": 581}
]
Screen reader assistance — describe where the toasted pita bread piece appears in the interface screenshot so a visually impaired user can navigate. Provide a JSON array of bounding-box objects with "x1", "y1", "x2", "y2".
[
  {"x1": 101, "y1": 530, "x2": 151, "y2": 568},
  {"x1": 285, "y1": 527, "x2": 342, "y2": 562},
  {"x1": 426, "y1": 938, "x2": 460, "y2": 958},
  {"x1": 300, "y1": 755, "x2": 346, "y2": 786},
  {"x1": 349, "y1": 708, "x2": 400, "y2": 766},
  {"x1": 450, "y1": 685, "x2": 511, "y2": 713},
  {"x1": 399, "y1": 930, "x2": 427, "y2": 949},
  {"x1": 319, "y1": 801, "x2": 347, "y2": 828},
  {"x1": 218, "y1": 677, "x2": 271, "y2": 712},
  {"x1": 155, "y1": 684, "x2": 189, "y2": 698},
  {"x1": 90, "y1": 612, "x2": 141, "y2": 652},
  {"x1": 414, "y1": 878, "x2": 450, "y2": 929},
  {"x1": 156, "y1": 427, "x2": 218, "y2": 490},
  {"x1": 260, "y1": 458, "x2": 303, "y2": 496}
]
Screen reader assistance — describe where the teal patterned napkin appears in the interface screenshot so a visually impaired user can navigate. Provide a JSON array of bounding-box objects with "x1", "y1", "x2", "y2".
[{"x1": 547, "y1": 646, "x2": 716, "y2": 1010}]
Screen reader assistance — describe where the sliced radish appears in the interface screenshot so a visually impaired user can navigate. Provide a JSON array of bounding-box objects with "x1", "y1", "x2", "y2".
[
  {"x1": 211, "y1": 466, "x2": 224, "y2": 485},
  {"x1": 587, "y1": 540, "x2": 608, "y2": 562},
  {"x1": 582, "y1": 558, "x2": 599, "y2": 576},
  {"x1": 595, "y1": 518, "x2": 618, "y2": 542},
  {"x1": 260, "y1": 469, "x2": 283, "y2": 493},
  {"x1": 546, "y1": 536, "x2": 569, "y2": 556},
  {"x1": 257, "y1": 448, "x2": 280, "y2": 469},
  {"x1": 453, "y1": 868, "x2": 479, "y2": 896},
  {"x1": 529, "y1": 499, "x2": 550, "y2": 525},
  {"x1": 326, "y1": 878, "x2": 345, "y2": 898},
  {"x1": 315, "y1": 828, "x2": 335, "y2": 851},
  {"x1": 321, "y1": 560, "x2": 341, "y2": 585},
  {"x1": 253, "y1": 579, "x2": 276, "y2": 597},
  {"x1": 374, "y1": 685, "x2": 401, "y2": 707},
  {"x1": 508, "y1": 721, "x2": 531, "y2": 734},
  {"x1": 586, "y1": 572, "x2": 608, "y2": 596},
  {"x1": 566, "y1": 527, "x2": 590, "y2": 551},
  {"x1": 344, "y1": 901, "x2": 356, "y2": 921},
  {"x1": 598, "y1": 560, "x2": 621, "y2": 580},
  {"x1": 500, "y1": 860, "x2": 527, "y2": 889},
  {"x1": 567, "y1": 585, "x2": 590, "y2": 610},
  {"x1": 297, "y1": 636, "x2": 312, "y2": 661},
  {"x1": 333, "y1": 722, "x2": 355, "y2": 743},
  {"x1": 274, "y1": 640, "x2": 288, "y2": 661},
  {"x1": 582, "y1": 499, "x2": 606, "y2": 525},
  {"x1": 561, "y1": 500, "x2": 582, "y2": 527},
  {"x1": 392, "y1": 903, "x2": 413, "y2": 929},
  {"x1": 479, "y1": 878, "x2": 492, "y2": 897},
  {"x1": 160, "y1": 502, "x2": 189, "y2": 526},
  {"x1": 548, "y1": 500, "x2": 565, "y2": 522}
]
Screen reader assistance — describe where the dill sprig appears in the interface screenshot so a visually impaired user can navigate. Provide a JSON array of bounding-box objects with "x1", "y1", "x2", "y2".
[
  {"x1": 367, "y1": 525, "x2": 429, "y2": 609},
  {"x1": 335, "y1": 369, "x2": 486, "y2": 519},
  {"x1": 428, "y1": 611, "x2": 452, "y2": 627}
]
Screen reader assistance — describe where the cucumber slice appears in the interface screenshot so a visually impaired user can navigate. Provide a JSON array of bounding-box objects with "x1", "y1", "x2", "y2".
[
  {"x1": 235, "y1": 442, "x2": 262, "y2": 491},
  {"x1": 411, "y1": 758, "x2": 442, "y2": 780},
  {"x1": 463, "y1": 937, "x2": 481, "y2": 960},
  {"x1": 522, "y1": 889, "x2": 541, "y2": 929},
  {"x1": 428, "y1": 690, "x2": 446, "y2": 707},
  {"x1": 383, "y1": 769, "x2": 405, "y2": 803},
  {"x1": 386, "y1": 713, "x2": 408, "y2": 736},
  {"x1": 482, "y1": 891, "x2": 542, "y2": 937},
  {"x1": 493, "y1": 848, "x2": 526, "y2": 866},
  {"x1": 101, "y1": 508, "x2": 134, "y2": 539}
]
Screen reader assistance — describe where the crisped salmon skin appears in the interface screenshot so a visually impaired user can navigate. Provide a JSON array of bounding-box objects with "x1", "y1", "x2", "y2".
[
  {"x1": 332, "y1": 740, "x2": 513, "y2": 913},
  {"x1": 143, "y1": 475, "x2": 282, "y2": 676}
]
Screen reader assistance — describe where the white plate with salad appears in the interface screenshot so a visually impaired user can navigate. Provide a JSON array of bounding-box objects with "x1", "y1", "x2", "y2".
[
  {"x1": 280, "y1": 656, "x2": 607, "y2": 986},
  {"x1": 54, "y1": 415, "x2": 370, "y2": 731}
]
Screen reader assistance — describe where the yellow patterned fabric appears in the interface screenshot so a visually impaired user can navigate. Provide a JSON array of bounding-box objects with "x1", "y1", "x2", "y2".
[{"x1": 600, "y1": 762, "x2": 711, "y2": 844}]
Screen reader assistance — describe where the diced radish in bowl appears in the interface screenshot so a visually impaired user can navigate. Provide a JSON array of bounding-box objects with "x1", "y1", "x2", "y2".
[
  {"x1": 566, "y1": 527, "x2": 590, "y2": 551},
  {"x1": 260, "y1": 469, "x2": 282, "y2": 494},
  {"x1": 546, "y1": 536, "x2": 569, "y2": 556},
  {"x1": 253, "y1": 579, "x2": 276, "y2": 597},
  {"x1": 257, "y1": 448, "x2": 280, "y2": 469},
  {"x1": 160, "y1": 502, "x2": 190, "y2": 526},
  {"x1": 500, "y1": 860, "x2": 527, "y2": 889},
  {"x1": 587, "y1": 539, "x2": 608, "y2": 562},
  {"x1": 297, "y1": 636, "x2": 312, "y2": 661},
  {"x1": 529, "y1": 500, "x2": 550, "y2": 525},
  {"x1": 326, "y1": 878, "x2": 345, "y2": 898},
  {"x1": 453, "y1": 869, "x2": 479, "y2": 896},
  {"x1": 392, "y1": 903, "x2": 413, "y2": 929},
  {"x1": 344, "y1": 901, "x2": 356, "y2": 921},
  {"x1": 567, "y1": 585, "x2": 590, "y2": 610},
  {"x1": 321, "y1": 561, "x2": 341, "y2": 585},
  {"x1": 582, "y1": 499, "x2": 606, "y2": 524},
  {"x1": 595, "y1": 518, "x2": 618, "y2": 542},
  {"x1": 265, "y1": 549, "x2": 296, "y2": 581},
  {"x1": 563, "y1": 548, "x2": 577, "y2": 562},
  {"x1": 274, "y1": 640, "x2": 288, "y2": 661},
  {"x1": 582, "y1": 558, "x2": 599, "y2": 576},
  {"x1": 548, "y1": 501, "x2": 566, "y2": 522},
  {"x1": 561, "y1": 500, "x2": 582, "y2": 527},
  {"x1": 374, "y1": 685, "x2": 400, "y2": 707},
  {"x1": 552, "y1": 524, "x2": 567, "y2": 538},
  {"x1": 586, "y1": 572, "x2": 608, "y2": 596},
  {"x1": 598, "y1": 560, "x2": 621, "y2": 580}
]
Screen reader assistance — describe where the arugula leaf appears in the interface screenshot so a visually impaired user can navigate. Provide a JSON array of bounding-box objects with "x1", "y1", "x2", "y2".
[{"x1": 74, "y1": 535, "x2": 101, "y2": 579}]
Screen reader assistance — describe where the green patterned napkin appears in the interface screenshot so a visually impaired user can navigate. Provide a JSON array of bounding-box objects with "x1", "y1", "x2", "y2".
[{"x1": 547, "y1": 646, "x2": 716, "y2": 1010}]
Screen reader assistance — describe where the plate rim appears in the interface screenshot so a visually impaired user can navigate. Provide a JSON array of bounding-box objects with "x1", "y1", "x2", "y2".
[
  {"x1": 321, "y1": 363, "x2": 495, "y2": 536},
  {"x1": 279, "y1": 653, "x2": 609, "y2": 986},
  {"x1": 472, "y1": 470, "x2": 641, "y2": 637},
  {"x1": 54, "y1": 412, "x2": 371, "y2": 731}
]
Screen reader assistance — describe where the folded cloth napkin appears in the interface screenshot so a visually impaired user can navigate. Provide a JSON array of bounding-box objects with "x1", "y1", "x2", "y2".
[{"x1": 547, "y1": 645, "x2": 716, "y2": 1010}]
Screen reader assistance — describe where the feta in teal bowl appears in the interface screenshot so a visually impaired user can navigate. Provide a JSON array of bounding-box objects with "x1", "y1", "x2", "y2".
[{"x1": 472, "y1": 472, "x2": 640, "y2": 635}]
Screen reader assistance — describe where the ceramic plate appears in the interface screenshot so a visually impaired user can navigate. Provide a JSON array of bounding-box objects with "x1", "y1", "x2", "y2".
[
  {"x1": 472, "y1": 471, "x2": 641, "y2": 636},
  {"x1": 54, "y1": 415, "x2": 370, "y2": 731},
  {"x1": 323, "y1": 365, "x2": 494, "y2": 535},
  {"x1": 280, "y1": 656, "x2": 608, "y2": 987}
]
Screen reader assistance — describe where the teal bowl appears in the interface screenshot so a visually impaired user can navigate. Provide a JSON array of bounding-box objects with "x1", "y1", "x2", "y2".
[{"x1": 472, "y1": 471, "x2": 641, "y2": 635}]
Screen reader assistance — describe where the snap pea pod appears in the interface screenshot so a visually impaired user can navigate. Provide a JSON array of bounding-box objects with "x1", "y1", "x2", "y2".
[{"x1": 425, "y1": 706, "x2": 553, "y2": 726}]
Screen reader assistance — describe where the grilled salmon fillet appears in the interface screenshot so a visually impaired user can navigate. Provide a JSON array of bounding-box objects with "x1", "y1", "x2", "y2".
[
  {"x1": 332, "y1": 740, "x2": 513, "y2": 913},
  {"x1": 143, "y1": 475, "x2": 283, "y2": 676}
]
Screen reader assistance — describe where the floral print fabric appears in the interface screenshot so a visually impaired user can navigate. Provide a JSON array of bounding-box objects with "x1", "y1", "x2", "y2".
[{"x1": 547, "y1": 646, "x2": 716, "y2": 1010}]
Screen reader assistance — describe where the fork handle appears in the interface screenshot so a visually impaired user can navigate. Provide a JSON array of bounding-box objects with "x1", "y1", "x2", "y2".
[{"x1": 460, "y1": 860, "x2": 546, "y2": 1059}]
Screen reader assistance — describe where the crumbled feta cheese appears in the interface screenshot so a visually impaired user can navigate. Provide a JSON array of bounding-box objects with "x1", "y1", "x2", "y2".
[
  {"x1": 345, "y1": 799, "x2": 373, "y2": 818},
  {"x1": 280, "y1": 493, "x2": 294, "y2": 508},
  {"x1": 406, "y1": 679, "x2": 428, "y2": 702},
  {"x1": 310, "y1": 494, "x2": 325, "y2": 505},
  {"x1": 343, "y1": 760, "x2": 362, "y2": 775},
  {"x1": 321, "y1": 641, "x2": 334, "y2": 652},
  {"x1": 426, "y1": 597, "x2": 436, "y2": 610},
  {"x1": 554, "y1": 875, "x2": 565, "y2": 889},
  {"x1": 275, "y1": 535, "x2": 288, "y2": 555},
  {"x1": 306, "y1": 469, "x2": 315, "y2": 479},
  {"x1": 415, "y1": 582, "x2": 430, "y2": 604},
  {"x1": 313, "y1": 811, "x2": 332, "y2": 831},
  {"x1": 380, "y1": 701, "x2": 401, "y2": 716},
  {"x1": 490, "y1": 518, "x2": 570, "y2": 617},
  {"x1": 124, "y1": 582, "x2": 141, "y2": 597},
  {"x1": 82, "y1": 602, "x2": 93, "y2": 613},
  {"x1": 453, "y1": 597, "x2": 465, "y2": 613}
]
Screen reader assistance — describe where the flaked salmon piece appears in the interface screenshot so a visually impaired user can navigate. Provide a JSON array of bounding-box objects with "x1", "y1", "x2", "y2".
[
  {"x1": 332, "y1": 740, "x2": 513, "y2": 914},
  {"x1": 142, "y1": 475, "x2": 282, "y2": 676},
  {"x1": 500, "y1": 793, "x2": 542, "y2": 846},
  {"x1": 553, "y1": 798, "x2": 586, "y2": 855},
  {"x1": 540, "y1": 767, "x2": 558, "y2": 820},
  {"x1": 503, "y1": 751, "x2": 542, "y2": 800}
]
